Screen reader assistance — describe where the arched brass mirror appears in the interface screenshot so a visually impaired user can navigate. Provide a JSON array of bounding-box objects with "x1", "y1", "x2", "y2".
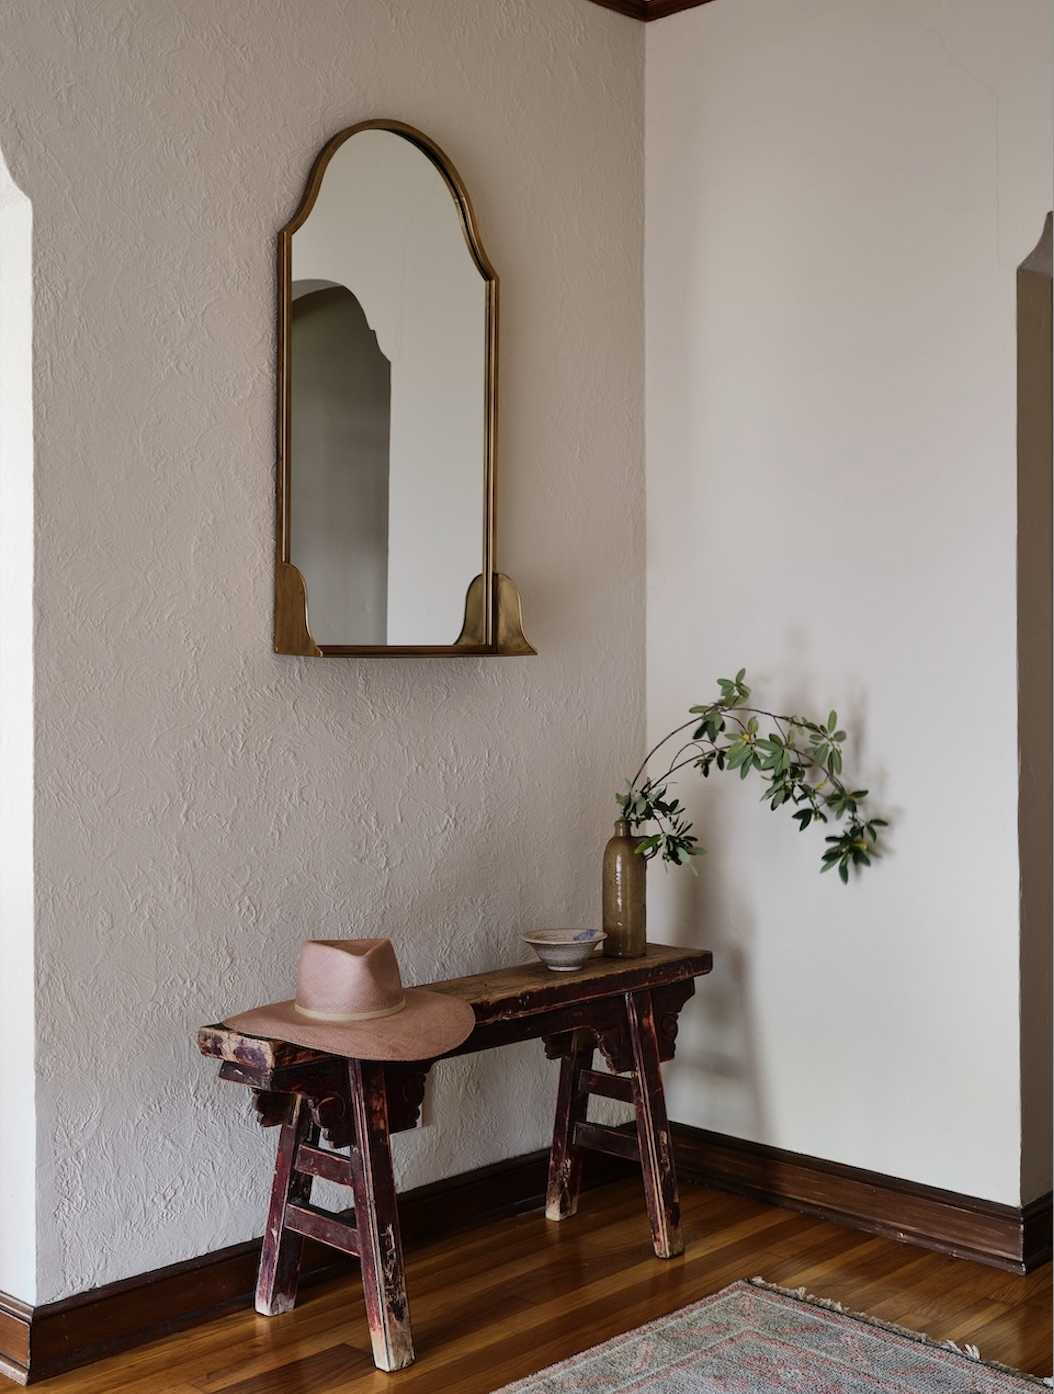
[{"x1": 275, "y1": 120, "x2": 534, "y2": 656}]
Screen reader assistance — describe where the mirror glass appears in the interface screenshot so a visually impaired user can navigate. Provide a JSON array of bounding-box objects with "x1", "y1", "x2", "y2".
[{"x1": 276, "y1": 122, "x2": 529, "y2": 654}]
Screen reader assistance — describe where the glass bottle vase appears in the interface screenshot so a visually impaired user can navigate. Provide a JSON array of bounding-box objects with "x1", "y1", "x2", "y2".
[{"x1": 602, "y1": 819, "x2": 647, "y2": 958}]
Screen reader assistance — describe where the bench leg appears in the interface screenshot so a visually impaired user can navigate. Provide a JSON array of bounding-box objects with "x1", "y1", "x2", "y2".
[
  {"x1": 626, "y1": 989, "x2": 684, "y2": 1259},
  {"x1": 347, "y1": 1059, "x2": 415, "y2": 1372},
  {"x1": 255, "y1": 1096, "x2": 315, "y2": 1315},
  {"x1": 545, "y1": 1029, "x2": 595, "y2": 1221}
]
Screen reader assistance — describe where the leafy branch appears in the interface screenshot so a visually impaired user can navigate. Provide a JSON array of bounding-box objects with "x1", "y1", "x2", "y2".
[{"x1": 617, "y1": 669, "x2": 887, "y2": 884}]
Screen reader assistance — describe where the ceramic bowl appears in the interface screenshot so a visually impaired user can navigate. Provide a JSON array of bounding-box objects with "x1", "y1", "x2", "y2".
[{"x1": 522, "y1": 929, "x2": 607, "y2": 972}]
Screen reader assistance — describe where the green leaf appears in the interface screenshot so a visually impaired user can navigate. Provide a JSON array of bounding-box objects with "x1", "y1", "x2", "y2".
[{"x1": 617, "y1": 676, "x2": 886, "y2": 887}]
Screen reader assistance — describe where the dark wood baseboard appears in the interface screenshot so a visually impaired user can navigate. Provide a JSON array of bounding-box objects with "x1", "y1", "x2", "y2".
[
  {"x1": 2, "y1": 1129, "x2": 1048, "y2": 1384},
  {"x1": 0, "y1": 1149, "x2": 632, "y2": 1385},
  {"x1": 671, "y1": 1122, "x2": 1053, "y2": 1274}
]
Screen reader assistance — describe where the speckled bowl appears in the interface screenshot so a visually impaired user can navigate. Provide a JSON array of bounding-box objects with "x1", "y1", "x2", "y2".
[{"x1": 522, "y1": 929, "x2": 607, "y2": 972}]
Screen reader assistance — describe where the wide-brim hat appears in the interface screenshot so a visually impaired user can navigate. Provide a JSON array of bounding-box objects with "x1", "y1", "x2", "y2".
[{"x1": 223, "y1": 938, "x2": 475, "y2": 1060}]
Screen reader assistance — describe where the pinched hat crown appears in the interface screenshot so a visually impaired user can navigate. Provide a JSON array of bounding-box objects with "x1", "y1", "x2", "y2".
[
  {"x1": 294, "y1": 939, "x2": 407, "y2": 1022},
  {"x1": 223, "y1": 937, "x2": 475, "y2": 1061}
]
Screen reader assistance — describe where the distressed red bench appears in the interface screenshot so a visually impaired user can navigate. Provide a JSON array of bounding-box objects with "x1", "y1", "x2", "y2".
[{"x1": 198, "y1": 942, "x2": 712, "y2": 1372}]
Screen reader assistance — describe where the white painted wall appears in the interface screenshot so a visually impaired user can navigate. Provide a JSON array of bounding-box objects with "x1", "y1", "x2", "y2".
[
  {"x1": 0, "y1": 147, "x2": 35, "y2": 1301},
  {"x1": 645, "y1": 0, "x2": 1052, "y2": 1204},
  {"x1": 0, "y1": 0, "x2": 644, "y2": 1304},
  {"x1": 1, "y1": 0, "x2": 1047, "y2": 1313}
]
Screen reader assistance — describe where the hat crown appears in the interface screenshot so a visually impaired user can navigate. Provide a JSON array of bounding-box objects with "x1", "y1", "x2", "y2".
[
  {"x1": 294, "y1": 939, "x2": 405, "y2": 1021},
  {"x1": 223, "y1": 936, "x2": 475, "y2": 1060}
]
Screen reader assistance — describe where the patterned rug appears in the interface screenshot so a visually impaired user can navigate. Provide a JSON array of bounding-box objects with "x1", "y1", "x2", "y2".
[{"x1": 495, "y1": 1279, "x2": 1049, "y2": 1393}]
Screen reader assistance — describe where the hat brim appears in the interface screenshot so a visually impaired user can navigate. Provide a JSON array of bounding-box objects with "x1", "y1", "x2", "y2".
[{"x1": 223, "y1": 986, "x2": 476, "y2": 1061}]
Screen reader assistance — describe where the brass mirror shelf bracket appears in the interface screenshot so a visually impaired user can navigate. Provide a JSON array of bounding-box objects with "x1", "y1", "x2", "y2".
[{"x1": 274, "y1": 563, "x2": 535, "y2": 658}]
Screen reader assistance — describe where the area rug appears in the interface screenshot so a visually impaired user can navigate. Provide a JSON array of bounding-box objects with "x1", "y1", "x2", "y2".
[{"x1": 495, "y1": 1279, "x2": 1050, "y2": 1393}]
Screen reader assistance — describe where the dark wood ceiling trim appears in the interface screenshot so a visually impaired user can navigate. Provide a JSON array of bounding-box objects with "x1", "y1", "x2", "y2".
[
  {"x1": 582, "y1": 0, "x2": 719, "y2": 19},
  {"x1": 643, "y1": 0, "x2": 718, "y2": 18},
  {"x1": 583, "y1": 0, "x2": 648, "y2": 17}
]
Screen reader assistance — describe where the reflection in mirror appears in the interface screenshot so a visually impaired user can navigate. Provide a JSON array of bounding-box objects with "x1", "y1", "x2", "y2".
[
  {"x1": 275, "y1": 121, "x2": 534, "y2": 656},
  {"x1": 292, "y1": 285, "x2": 390, "y2": 646}
]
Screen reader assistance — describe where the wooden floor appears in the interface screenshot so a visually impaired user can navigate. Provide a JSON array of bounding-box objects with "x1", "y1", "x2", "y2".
[{"x1": 10, "y1": 1180, "x2": 1051, "y2": 1393}]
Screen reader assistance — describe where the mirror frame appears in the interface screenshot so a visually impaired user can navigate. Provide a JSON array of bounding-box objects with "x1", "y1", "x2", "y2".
[{"x1": 274, "y1": 119, "x2": 534, "y2": 657}]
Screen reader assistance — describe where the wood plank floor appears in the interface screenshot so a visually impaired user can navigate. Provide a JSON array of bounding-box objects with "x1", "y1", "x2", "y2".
[{"x1": 9, "y1": 1180, "x2": 1051, "y2": 1392}]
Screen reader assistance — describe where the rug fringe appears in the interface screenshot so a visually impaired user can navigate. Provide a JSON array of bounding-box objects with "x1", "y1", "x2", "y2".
[{"x1": 748, "y1": 1277, "x2": 1050, "y2": 1386}]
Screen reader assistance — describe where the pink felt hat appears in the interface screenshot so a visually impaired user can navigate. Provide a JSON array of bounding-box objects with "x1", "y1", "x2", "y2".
[{"x1": 223, "y1": 939, "x2": 475, "y2": 1060}]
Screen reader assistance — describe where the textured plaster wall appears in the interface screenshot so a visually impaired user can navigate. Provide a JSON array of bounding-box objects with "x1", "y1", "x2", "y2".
[
  {"x1": 645, "y1": 0, "x2": 1052, "y2": 1204},
  {"x1": 0, "y1": 0, "x2": 645, "y2": 1304}
]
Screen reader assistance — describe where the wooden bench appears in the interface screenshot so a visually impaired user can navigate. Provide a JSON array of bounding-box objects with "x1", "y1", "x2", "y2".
[{"x1": 199, "y1": 942, "x2": 712, "y2": 1372}]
